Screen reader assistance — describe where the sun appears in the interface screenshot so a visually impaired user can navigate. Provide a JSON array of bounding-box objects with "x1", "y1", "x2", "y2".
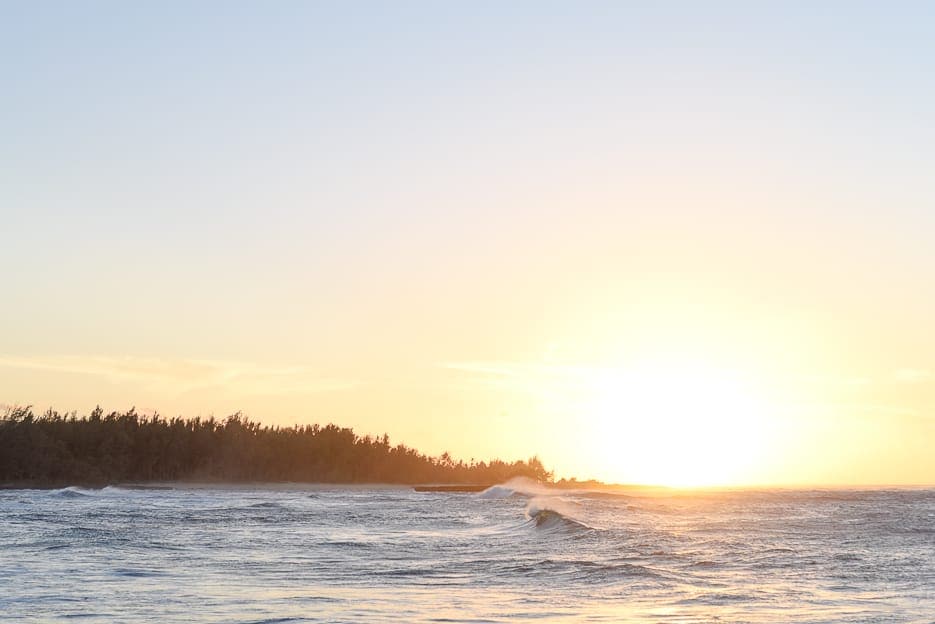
[{"x1": 581, "y1": 360, "x2": 770, "y2": 487}]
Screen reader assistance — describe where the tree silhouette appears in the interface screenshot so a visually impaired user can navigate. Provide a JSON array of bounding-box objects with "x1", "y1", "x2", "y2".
[{"x1": 0, "y1": 406, "x2": 552, "y2": 486}]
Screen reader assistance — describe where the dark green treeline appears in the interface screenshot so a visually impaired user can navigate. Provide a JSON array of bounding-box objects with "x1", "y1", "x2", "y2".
[{"x1": 0, "y1": 406, "x2": 552, "y2": 486}]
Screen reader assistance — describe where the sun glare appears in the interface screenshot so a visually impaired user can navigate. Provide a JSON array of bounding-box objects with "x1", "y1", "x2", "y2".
[{"x1": 582, "y1": 361, "x2": 770, "y2": 487}]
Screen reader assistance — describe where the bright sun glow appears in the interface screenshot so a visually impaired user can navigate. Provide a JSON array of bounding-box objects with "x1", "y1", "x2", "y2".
[{"x1": 581, "y1": 361, "x2": 770, "y2": 487}]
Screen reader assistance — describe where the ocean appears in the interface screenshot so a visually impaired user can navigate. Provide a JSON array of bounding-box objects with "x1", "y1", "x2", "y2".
[{"x1": 1, "y1": 482, "x2": 932, "y2": 623}]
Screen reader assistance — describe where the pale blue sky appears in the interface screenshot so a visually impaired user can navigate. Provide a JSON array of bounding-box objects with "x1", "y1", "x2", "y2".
[{"x1": 2, "y1": 2, "x2": 934, "y2": 483}]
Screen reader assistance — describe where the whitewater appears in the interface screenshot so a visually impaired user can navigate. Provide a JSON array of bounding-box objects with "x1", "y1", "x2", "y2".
[{"x1": 1, "y1": 481, "x2": 932, "y2": 622}]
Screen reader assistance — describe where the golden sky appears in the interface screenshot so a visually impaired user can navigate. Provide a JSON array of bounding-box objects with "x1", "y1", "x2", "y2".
[{"x1": 2, "y1": 4, "x2": 934, "y2": 486}]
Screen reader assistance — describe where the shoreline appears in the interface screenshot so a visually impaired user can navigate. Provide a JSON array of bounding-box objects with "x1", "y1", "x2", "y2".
[
  {"x1": 0, "y1": 480, "x2": 502, "y2": 492},
  {"x1": 3, "y1": 480, "x2": 929, "y2": 493}
]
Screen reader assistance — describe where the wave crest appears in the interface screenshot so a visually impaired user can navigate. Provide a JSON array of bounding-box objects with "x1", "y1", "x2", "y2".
[
  {"x1": 477, "y1": 485, "x2": 525, "y2": 499},
  {"x1": 525, "y1": 501, "x2": 592, "y2": 533},
  {"x1": 52, "y1": 486, "x2": 93, "y2": 499},
  {"x1": 477, "y1": 477, "x2": 558, "y2": 499}
]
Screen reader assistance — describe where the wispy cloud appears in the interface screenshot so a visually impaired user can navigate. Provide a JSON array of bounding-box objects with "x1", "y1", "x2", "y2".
[
  {"x1": 893, "y1": 368, "x2": 933, "y2": 384},
  {"x1": 849, "y1": 404, "x2": 920, "y2": 418},
  {"x1": 829, "y1": 402, "x2": 934, "y2": 426},
  {"x1": 794, "y1": 374, "x2": 872, "y2": 387},
  {"x1": 444, "y1": 361, "x2": 588, "y2": 379},
  {"x1": 0, "y1": 355, "x2": 358, "y2": 397}
]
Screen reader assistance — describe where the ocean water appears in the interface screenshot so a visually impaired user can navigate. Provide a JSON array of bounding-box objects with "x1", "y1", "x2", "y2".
[{"x1": 1, "y1": 482, "x2": 932, "y2": 623}]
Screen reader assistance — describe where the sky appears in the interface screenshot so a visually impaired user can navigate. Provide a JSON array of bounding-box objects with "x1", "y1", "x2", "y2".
[{"x1": 2, "y1": 2, "x2": 934, "y2": 486}]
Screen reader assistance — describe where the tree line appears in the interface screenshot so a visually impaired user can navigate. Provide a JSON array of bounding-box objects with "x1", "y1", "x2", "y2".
[{"x1": 0, "y1": 406, "x2": 552, "y2": 487}]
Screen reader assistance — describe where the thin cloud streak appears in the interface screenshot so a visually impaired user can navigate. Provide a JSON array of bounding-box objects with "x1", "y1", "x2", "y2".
[
  {"x1": 0, "y1": 355, "x2": 358, "y2": 397},
  {"x1": 443, "y1": 361, "x2": 589, "y2": 379},
  {"x1": 893, "y1": 368, "x2": 934, "y2": 384}
]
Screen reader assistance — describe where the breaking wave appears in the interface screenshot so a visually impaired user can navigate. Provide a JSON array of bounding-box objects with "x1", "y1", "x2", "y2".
[
  {"x1": 478, "y1": 479, "x2": 596, "y2": 532},
  {"x1": 52, "y1": 487, "x2": 93, "y2": 499},
  {"x1": 477, "y1": 477, "x2": 553, "y2": 499},
  {"x1": 477, "y1": 484, "x2": 525, "y2": 499},
  {"x1": 526, "y1": 506, "x2": 592, "y2": 533},
  {"x1": 524, "y1": 496, "x2": 593, "y2": 533}
]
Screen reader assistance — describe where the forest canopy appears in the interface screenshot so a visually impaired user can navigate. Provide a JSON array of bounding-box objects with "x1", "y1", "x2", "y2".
[
  {"x1": 0, "y1": 406, "x2": 552, "y2": 487},
  {"x1": 0, "y1": 407, "x2": 552, "y2": 485}
]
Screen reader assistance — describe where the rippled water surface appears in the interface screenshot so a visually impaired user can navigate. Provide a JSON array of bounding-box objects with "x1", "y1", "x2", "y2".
[{"x1": 1, "y1": 483, "x2": 933, "y2": 622}]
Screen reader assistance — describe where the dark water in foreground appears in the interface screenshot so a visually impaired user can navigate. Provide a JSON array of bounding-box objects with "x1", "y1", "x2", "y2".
[{"x1": 1, "y1": 483, "x2": 933, "y2": 623}]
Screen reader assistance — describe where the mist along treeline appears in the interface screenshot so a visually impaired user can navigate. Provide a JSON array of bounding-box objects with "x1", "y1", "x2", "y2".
[{"x1": 0, "y1": 407, "x2": 552, "y2": 486}]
